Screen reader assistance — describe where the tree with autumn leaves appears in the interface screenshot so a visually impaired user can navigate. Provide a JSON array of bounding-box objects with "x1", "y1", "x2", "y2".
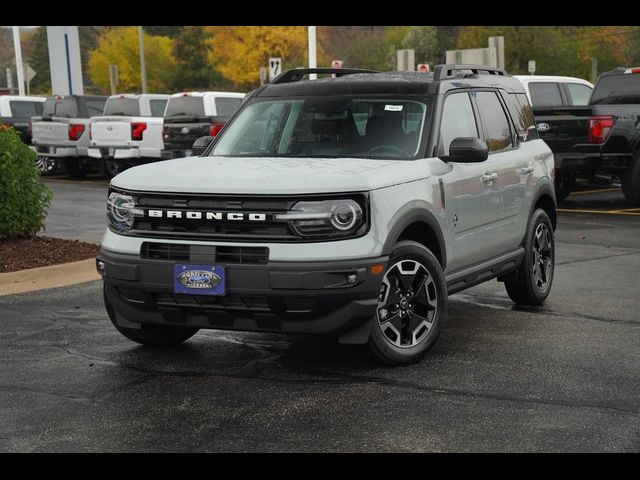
[{"x1": 71, "y1": 25, "x2": 640, "y2": 95}]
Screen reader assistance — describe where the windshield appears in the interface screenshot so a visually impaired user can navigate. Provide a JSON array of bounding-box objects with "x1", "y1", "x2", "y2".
[
  {"x1": 210, "y1": 96, "x2": 430, "y2": 160},
  {"x1": 104, "y1": 98, "x2": 140, "y2": 116},
  {"x1": 591, "y1": 74, "x2": 640, "y2": 104}
]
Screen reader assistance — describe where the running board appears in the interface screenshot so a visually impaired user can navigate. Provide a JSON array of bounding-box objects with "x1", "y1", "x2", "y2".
[{"x1": 445, "y1": 249, "x2": 524, "y2": 295}]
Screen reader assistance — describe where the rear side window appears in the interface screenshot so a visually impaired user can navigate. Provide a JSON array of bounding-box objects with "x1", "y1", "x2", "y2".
[
  {"x1": 9, "y1": 100, "x2": 43, "y2": 117},
  {"x1": 529, "y1": 82, "x2": 563, "y2": 107},
  {"x1": 565, "y1": 83, "x2": 592, "y2": 106},
  {"x1": 149, "y1": 99, "x2": 168, "y2": 117},
  {"x1": 475, "y1": 91, "x2": 513, "y2": 152},
  {"x1": 591, "y1": 74, "x2": 640, "y2": 104},
  {"x1": 439, "y1": 92, "x2": 478, "y2": 156},
  {"x1": 104, "y1": 98, "x2": 140, "y2": 116},
  {"x1": 165, "y1": 96, "x2": 205, "y2": 117},
  {"x1": 215, "y1": 97, "x2": 242, "y2": 117},
  {"x1": 43, "y1": 97, "x2": 78, "y2": 117},
  {"x1": 503, "y1": 93, "x2": 539, "y2": 142}
]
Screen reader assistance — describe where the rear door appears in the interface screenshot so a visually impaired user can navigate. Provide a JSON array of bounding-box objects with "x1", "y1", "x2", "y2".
[{"x1": 439, "y1": 91, "x2": 502, "y2": 272}]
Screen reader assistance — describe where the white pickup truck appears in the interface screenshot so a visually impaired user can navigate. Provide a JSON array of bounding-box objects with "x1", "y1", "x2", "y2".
[
  {"x1": 31, "y1": 95, "x2": 108, "y2": 178},
  {"x1": 88, "y1": 94, "x2": 170, "y2": 178}
]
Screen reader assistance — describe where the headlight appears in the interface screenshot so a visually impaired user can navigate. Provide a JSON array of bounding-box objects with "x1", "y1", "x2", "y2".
[
  {"x1": 107, "y1": 191, "x2": 143, "y2": 232},
  {"x1": 275, "y1": 199, "x2": 365, "y2": 238}
]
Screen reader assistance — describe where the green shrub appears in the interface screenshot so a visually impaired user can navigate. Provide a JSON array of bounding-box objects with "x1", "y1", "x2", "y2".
[{"x1": 0, "y1": 126, "x2": 53, "y2": 239}]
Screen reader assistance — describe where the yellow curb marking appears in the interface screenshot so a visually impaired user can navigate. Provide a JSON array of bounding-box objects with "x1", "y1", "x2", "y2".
[
  {"x1": 558, "y1": 208, "x2": 640, "y2": 216},
  {"x1": 569, "y1": 188, "x2": 621, "y2": 196},
  {"x1": 0, "y1": 259, "x2": 100, "y2": 296}
]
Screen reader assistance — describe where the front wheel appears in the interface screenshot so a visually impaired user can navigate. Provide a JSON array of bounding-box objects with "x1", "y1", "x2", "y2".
[
  {"x1": 504, "y1": 209, "x2": 555, "y2": 305},
  {"x1": 368, "y1": 240, "x2": 447, "y2": 366},
  {"x1": 103, "y1": 286, "x2": 199, "y2": 347}
]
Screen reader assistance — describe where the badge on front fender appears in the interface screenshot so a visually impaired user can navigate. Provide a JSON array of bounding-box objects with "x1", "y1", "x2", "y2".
[{"x1": 173, "y1": 264, "x2": 225, "y2": 296}]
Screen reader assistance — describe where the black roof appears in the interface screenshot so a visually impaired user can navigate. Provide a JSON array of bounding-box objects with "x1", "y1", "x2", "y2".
[{"x1": 257, "y1": 65, "x2": 526, "y2": 98}]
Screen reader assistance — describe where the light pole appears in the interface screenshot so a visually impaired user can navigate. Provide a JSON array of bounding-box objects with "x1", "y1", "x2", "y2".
[
  {"x1": 308, "y1": 26, "x2": 317, "y2": 80},
  {"x1": 138, "y1": 26, "x2": 147, "y2": 93},
  {"x1": 12, "y1": 26, "x2": 25, "y2": 96}
]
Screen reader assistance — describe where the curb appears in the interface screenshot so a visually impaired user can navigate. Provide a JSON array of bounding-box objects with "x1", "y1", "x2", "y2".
[{"x1": 0, "y1": 258, "x2": 100, "y2": 297}]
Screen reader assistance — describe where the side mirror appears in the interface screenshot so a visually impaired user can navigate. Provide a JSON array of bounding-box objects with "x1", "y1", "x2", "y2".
[
  {"x1": 446, "y1": 137, "x2": 488, "y2": 163},
  {"x1": 192, "y1": 136, "x2": 214, "y2": 156}
]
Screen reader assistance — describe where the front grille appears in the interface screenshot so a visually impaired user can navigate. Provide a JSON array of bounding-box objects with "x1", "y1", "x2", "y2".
[
  {"x1": 131, "y1": 194, "x2": 298, "y2": 241},
  {"x1": 141, "y1": 242, "x2": 269, "y2": 265}
]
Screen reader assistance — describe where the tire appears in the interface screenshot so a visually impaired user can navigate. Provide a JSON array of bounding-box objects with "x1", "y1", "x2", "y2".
[
  {"x1": 554, "y1": 175, "x2": 574, "y2": 202},
  {"x1": 621, "y1": 154, "x2": 640, "y2": 205},
  {"x1": 505, "y1": 209, "x2": 555, "y2": 306},
  {"x1": 35, "y1": 156, "x2": 58, "y2": 176},
  {"x1": 367, "y1": 240, "x2": 447, "y2": 366},
  {"x1": 63, "y1": 157, "x2": 91, "y2": 179},
  {"x1": 101, "y1": 157, "x2": 126, "y2": 179},
  {"x1": 103, "y1": 286, "x2": 199, "y2": 347}
]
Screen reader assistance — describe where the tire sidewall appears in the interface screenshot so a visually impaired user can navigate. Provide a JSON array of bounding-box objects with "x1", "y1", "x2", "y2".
[
  {"x1": 368, "y1": 241, "x2": 447, "y2": 365},
  {"x1": 521, "y1": 209, "x2": 555, "y2": 302}
]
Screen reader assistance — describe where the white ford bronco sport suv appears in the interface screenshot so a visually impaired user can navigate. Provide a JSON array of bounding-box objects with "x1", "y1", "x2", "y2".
[{"x1": 98, "y1": 65, "x2": 557, "y2": 365}]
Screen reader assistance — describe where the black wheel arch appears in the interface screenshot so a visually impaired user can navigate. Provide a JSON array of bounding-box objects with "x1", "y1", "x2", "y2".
[{"x1": 381, "y1": 207, "x2": 447, "y2": 269}]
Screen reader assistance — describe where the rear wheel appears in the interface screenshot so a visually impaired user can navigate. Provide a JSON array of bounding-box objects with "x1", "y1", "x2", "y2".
[
  {"x1": 63, "y1": 157, "x2": 91, "y2": 179},
  {"x1": 367, "y1": 240, "x2": 447, "y2": 366},
  {"x1": 554, "y1": 174, "x2": 575, "y2": 202},
  {"x1": 101, "y1": 157, "x2": 125, "y2": 179},
  {"x1": 505, "y1": 209, "x2": 555, "y2": 305},
  {"x1": 103, "y1": 286, "x2": 199, "y2": 347},
  {"x1": 621, "y1": 154, "x2": 640, "y2": 205},
  {"x1": 35, "y1": 156, "x2": 58, "y2": 176}
]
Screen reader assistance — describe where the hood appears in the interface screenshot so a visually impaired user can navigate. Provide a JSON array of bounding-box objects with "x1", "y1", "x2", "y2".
[{"x1": 111, "y1": 155, "x2": 431, "y2": 194}]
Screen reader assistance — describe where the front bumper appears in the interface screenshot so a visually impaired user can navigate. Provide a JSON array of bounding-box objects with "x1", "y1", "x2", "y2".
[{"x1": 98, "y1": 248, "x2": 387, "y2": 336}]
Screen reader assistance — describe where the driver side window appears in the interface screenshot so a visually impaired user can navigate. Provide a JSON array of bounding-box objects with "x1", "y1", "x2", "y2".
[{"x1": 439, "y1": 93, "x2": 479, "y2": 155}]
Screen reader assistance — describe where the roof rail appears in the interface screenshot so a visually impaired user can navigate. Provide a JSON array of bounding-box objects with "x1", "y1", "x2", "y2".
[
  {"x1": 433, "y1": 64, "x2": 507, "y2": 81},
  {"x1": 271, "y1": 68, "x2": 379, "y2": 84}
]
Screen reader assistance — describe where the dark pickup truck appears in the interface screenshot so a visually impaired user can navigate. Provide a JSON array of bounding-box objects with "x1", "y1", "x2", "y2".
[
  {"x1": 519, "y1": 69, "x2": 640, "y2": 203},
  {"x1": 162, "y1": 92, "x2": 244, "y2": 159}
]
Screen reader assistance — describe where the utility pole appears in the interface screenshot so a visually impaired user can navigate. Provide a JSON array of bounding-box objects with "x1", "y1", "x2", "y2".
[
  {"x1": 12, "y1": 26, "x2": 25, "y2": 96},
  {"x1": 138, "y1": 26, "x2": 147, "y2": 93},
  {"x1": 591, "y1": 58, "x2": 598, "y2": 84},
  {"x1": 308, "y1": 26, "x2": 317, "y2": 80}
]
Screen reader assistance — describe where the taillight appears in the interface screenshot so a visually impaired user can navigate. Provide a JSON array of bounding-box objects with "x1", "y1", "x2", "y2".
[
  {"x1": 131, "y1": 122, "x2": 147, "y2": 141},
  {"x1": 624, "y1": 67, "x2": 640, "y2": 74},
  {"x1": 588, "y1": 115, "x2": 614, "y2": 144},
  {"x1": 68, "y1": 124, "x2": 85, "y2": 141},
  {"x1": 209, "y1": 122, "x2": 224, "y2": 137},
  {"x1": 163, "y1": 126, "x2": 168, "y2": 140},
  {"x1": 88, "y1": 124, "x2": 92, "y2": 140}
]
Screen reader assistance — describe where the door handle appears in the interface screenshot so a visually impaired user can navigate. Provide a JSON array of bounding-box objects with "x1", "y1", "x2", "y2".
[
  {"x1": 482, "y1": 172, "x2": 498, "y2": 183},
  {"x1": 520, "y1": 166, "x2": 534, "y2": 175}
]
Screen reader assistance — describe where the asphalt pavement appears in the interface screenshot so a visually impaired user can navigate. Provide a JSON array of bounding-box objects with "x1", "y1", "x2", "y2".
[{"x1": 1, "y1": 180, "x2": 638, "y2": 452}]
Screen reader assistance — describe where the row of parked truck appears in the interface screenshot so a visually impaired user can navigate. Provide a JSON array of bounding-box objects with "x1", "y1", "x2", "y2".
[
  {"x1": 0, "y1": 90, "x2": 245, "y2": 179},
  {"x1": 2, "y1": 66, "x2": 640, "y2": 203}
]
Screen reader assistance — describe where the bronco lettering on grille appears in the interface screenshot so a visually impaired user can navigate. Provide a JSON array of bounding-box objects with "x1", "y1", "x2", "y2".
[{"x1": 146, "y1": 210, "x2": 267, "y2": 221}]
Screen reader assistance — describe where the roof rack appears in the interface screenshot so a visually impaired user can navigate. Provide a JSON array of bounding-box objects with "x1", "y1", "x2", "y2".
[
  {"x1": 271, "y1": 68, "x2": 379, "y2": 84},
  {"x1": 433, "y1": 64, "x2": 507, "y2": 81}
]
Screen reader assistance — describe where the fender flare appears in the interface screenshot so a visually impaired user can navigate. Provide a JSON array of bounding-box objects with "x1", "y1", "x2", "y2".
[{"x1": 381, "y1": 205, "x2": 447, "y2": 269}]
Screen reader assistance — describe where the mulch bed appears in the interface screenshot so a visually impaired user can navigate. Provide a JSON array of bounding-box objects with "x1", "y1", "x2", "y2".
[{"x1": 0, "y1": 236, "x2": 99, "y2": 273}]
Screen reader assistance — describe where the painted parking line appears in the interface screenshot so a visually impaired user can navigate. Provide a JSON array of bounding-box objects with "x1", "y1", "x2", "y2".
[
  {"x1": 570, "y1": 187, "x2": 621, "y2": 196},
  {"x1": 558, "y1": 208, "x2": 640, "y2": 216}
]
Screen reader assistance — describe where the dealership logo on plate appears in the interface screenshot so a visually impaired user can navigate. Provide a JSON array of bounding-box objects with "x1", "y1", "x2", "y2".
[{"x1": 177, "y1": 270, "x2": 220, "y2": 289}]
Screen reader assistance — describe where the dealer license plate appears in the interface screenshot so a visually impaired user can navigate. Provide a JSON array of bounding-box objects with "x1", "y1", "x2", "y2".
[{"x1": 173, "y1": 264, "x2": 225, "y2": 296}]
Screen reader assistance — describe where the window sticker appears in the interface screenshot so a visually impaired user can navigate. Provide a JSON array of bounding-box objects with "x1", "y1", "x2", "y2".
[{"x1": 384, "y1": 105, "x2": 403, "y2": 111}]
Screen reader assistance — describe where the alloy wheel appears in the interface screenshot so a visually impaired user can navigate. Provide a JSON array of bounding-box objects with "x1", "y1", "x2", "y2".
[{"x1": 376, "y1": 259, "x2": 438, "y2": 348}]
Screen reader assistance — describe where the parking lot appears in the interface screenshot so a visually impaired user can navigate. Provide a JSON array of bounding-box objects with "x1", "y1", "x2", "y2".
[{"x1": 1, "y1": 179, "x2": 639, "y2": 452}]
